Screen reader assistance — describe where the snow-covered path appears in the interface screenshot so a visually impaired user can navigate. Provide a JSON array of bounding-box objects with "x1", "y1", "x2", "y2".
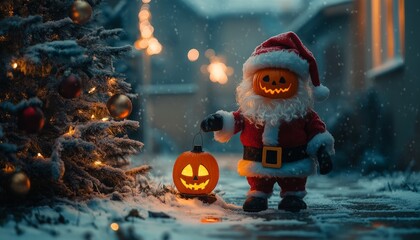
[{"x1": 1, "y1": 154, "x2": 420, "y2": 240}]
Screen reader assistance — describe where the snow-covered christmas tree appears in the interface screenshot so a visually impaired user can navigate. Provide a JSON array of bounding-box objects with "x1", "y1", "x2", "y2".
[{"x1": 0, "y1": 0, "x2": 145, "y2": 202}]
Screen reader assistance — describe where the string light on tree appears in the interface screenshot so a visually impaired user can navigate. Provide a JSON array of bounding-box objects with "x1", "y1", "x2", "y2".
[{"x1": 134, "y1": 0, "x2": 162, "y2": 55}]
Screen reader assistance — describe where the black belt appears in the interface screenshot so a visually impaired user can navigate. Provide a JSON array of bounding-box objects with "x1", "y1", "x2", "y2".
[{"x1": 243, "y1": 145, "x2": 308, "y2": 166}]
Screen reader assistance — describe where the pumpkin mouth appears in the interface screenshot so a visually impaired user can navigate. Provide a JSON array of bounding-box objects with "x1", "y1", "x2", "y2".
[
  {"x1": 180, "y1": 179, "x2": 210, "y2": 190},
  {"x1": 259, "y1": 82, "x2": 291, "y2": 94}
]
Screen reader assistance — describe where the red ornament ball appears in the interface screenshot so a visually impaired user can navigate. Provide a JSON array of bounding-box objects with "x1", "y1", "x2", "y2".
[
  {"x1": 17, "y1": 106, "x2": 45, "y2": 134},
  {"x1": 58, "y1": 74, "x2": 82, "y2": 99},
  {"x1": 69, "y1": 0, "x2": 93, "y2": 25},
  {"x1": 106, "y1": 94, "x2": 133, "y2": 120}
]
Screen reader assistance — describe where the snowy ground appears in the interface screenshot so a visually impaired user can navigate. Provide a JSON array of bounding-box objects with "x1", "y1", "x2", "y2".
[{"x1": 1, "y1": 154, "x2": 420, "y2": 240}]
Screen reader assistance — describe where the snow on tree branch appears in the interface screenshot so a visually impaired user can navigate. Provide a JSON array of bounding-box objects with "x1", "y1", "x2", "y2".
[{"x1": 24, "y1": 40, "x2": 86, "y2": 64}]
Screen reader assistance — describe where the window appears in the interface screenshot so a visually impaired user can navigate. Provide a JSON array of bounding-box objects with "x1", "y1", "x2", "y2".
[{"x1": 368, "y1": 0, "x2": 404, "y2": 75}]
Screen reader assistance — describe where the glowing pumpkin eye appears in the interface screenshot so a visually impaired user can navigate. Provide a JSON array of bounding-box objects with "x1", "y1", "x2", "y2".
[
  {"x1": 181, "y1": 164, "x2": 193, "y2": 177},
  {"x1": 279, "y1": 76, "x2": 286, "y2": 83},
  {"x1": 263, "y1": 75, "x2": 269, "y2": 82},
  {"x1": 198, "y1": 165, "x2": 209, "y2": 176}
]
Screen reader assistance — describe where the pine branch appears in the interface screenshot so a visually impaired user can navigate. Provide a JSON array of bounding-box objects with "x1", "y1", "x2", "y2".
[
  {"x1": 125, "y1": 165, "x2": 152, "y2": 176},
  {"x1": 24, "y1": 40, "x2": 86, "y2": 64},
  {"x1": 0, "y1": 97, "x2": 42, "y2": 113}
]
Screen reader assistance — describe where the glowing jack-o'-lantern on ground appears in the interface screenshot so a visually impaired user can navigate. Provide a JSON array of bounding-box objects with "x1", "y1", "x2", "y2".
[
  {"x1": 252, "y1": 68, "x2": 299, "y2": 99},
  {"x1": 173, "y1": 145, "x2": 219, "y2": 195}
]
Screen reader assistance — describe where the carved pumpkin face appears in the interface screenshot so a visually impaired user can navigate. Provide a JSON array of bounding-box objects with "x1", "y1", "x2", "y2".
[
  {"x1": 173, "y1": 147, "x2": 219, "y2": 195},
  {"x1": 252, "y1": 68, "x2": 299, "y2": 99}
]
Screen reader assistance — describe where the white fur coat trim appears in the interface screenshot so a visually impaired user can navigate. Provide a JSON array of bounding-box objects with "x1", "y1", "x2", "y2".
[
  {"x1": 262, "y1": 122, "x2": 280, "y2": 146},
  {"x1": 243, "y1": 50, "x2": 309, "y2": 79},
  {"x1": 247, "y1": 190, "x2": 272, "y2": 198},
  {"x1": 237, "y1": 158, "x2": 316, "y2": 177},
  {"x1": 214, "y1": 110, "x2": 235, "y2": 143},
  {"x1": 306, "y1": 131, "x2": 335, "y2": 157}
]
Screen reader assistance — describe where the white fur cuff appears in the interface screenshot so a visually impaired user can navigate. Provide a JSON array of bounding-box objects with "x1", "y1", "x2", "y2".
[
  {"x1": 214, "y1": 110, "x2": 235, "y2": 143},
  {"x1": 247, "y1": 190, "x2": 272, "y2": 198},
  {"x1": 306, "y1": 131, "x2": 335, "y2": 157},
  {"x1": 243, "y1": 50, "x2": 309, "y2": 80}
]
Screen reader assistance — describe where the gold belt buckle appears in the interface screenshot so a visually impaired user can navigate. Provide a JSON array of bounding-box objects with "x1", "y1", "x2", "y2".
[{"x1": 262, "y1": 146, "x2": 282, "y2": 168}]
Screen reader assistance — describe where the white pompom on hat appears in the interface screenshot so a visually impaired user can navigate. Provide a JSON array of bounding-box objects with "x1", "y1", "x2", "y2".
[{"x1": 243, "y1": 31, "x2": 330, "y2": 102}]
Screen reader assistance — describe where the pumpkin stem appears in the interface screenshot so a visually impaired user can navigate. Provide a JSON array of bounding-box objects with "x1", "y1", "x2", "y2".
[{"x1": 192, "y1": 145, "x2": 203, "y2": 153}]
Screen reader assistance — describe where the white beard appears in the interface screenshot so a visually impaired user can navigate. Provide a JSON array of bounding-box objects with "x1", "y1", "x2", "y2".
[{"x1": 236, "y1": 77, "x2": 313, "y2": 126}]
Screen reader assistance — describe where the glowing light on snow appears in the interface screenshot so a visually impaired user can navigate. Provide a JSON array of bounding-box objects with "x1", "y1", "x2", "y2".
[
  {"x1": 187, "y1": 49, "x2": 200, "y2": 62},
  {"x1": 110, "y1": 222, "x2": 119, "y2": 231},
  {"x1": 88, "y1": 87, "x2": 96, "y2": 94},
  {"x1": 12, "y1": 62, "x2": 17, "y2": 69},
  {"x1": 200, "y1": 216, "x2": 222, "y2": 223},
  {"x1": 36, "y1": 153, "x2": 44, "y2": 159}
]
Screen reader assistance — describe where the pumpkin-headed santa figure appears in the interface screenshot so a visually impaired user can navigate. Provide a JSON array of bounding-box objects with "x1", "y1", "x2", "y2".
[{"x1": 201, "y1": 32, "x2": 334, "y2": 213}]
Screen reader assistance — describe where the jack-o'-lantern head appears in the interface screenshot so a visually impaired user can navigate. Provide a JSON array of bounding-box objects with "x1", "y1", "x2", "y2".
[
  {"x1": 252, "y1": 68, "x2": 299, "y2": 99},
  {"x1": 173, "y1": 146, "x2": 219, "y2": 195}
]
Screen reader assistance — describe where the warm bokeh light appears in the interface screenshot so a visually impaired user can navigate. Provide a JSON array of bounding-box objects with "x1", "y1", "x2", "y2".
[
  {"x1": 12, "y1": 62, "x2": 17, "y2": 69},
  {"x1": 91, "y1": 114, "x2": 95, "y2": 119},
  {"x1": 208, "y1": 62, "x2": 228, "y2": 84},
  {"x1": 101, "y1": 117, "x2": 109, "y2": 121},
  {"x1": 134, "y1": 2, "x2": 162, "y2": 56},
  {"x1": 110, "y1": 222, "x2": 119, "y2": 231},
  {"x1": 138, "y1": 9, "x2": 150, "y2": 21},
  {"x1": 37, "y1": 153, "x2": 44, "y2": 159},
  {"x1": 142, "y1": 0, "x2": 151, "y2": 3},
  {"x1": 146, "y1": 38, "x2": 162, "y2": 55},
  {"x1": 187, "y1": 49, "x2": 200, "y2": 61},
  {"x1": 205, "y1": 49, "x2": 215, "y2": 58},
  {"x1": 140, "y1": 25, "x2": 154, "y2": 38},
  {"x1": 202, "y1": 52, "x2": 233, "y2": 84}
]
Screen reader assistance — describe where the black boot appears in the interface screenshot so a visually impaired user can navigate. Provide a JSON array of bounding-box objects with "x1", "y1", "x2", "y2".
[
  {"x1": 278, "y1": 196, "x2": 307, "y2": 212},
  {"x1": 243, "y1": 197, "x2": 268, "y2": 212}
]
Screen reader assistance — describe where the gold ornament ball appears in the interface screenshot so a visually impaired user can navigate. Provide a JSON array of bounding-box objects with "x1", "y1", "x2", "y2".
[
  {"x1": 10, "y1": 172, "x2": 31, "y2": 195},
  {"x1": 69, "y1": 0, "x2": 93, "y2": 25},
  {"x1": 106, "y1": 94, "x2": 133, "y2": 120}
]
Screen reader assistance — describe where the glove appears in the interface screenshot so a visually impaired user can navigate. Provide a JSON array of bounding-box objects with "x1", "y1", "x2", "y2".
[
  {"x1": 317, "y1": 145, "x2": 333, "y2": 175},
  {"x1": 200, "y1": 113, "x2": 223, "y2": 132}
]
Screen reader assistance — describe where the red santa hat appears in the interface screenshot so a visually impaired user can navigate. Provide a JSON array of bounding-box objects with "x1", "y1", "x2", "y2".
[{"x1": 243, "y1": 31, "x2": 330, "y2": 102}]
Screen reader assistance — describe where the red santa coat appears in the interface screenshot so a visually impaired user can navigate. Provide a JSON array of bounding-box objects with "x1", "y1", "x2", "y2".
[{"x1": 213, "y1": 109, "x2": 335, "y2": 177}]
